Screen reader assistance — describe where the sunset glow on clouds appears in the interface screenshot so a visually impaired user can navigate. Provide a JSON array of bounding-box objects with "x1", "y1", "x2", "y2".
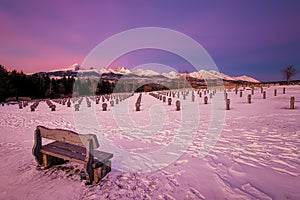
[{"x1": 0, "y1": 0, "x2": 299, "y2": 81}]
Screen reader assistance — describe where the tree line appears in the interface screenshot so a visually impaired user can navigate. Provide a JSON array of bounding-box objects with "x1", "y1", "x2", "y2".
[{"x1": 0, "y1": 65, "x2": 118, "y2": 102}]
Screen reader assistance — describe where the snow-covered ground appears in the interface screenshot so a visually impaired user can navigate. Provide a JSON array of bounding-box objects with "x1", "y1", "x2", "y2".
[{"x1": 0, "y1": 85, "x2": 299, "y2": 200}]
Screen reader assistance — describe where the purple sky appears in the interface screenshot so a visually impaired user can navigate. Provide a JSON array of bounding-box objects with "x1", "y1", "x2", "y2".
[{"x1": 0, "y1": 0, "x2": 300, "y2": 81}]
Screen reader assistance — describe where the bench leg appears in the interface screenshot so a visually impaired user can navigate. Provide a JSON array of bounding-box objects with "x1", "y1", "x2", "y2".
[
  {"x1": 42, "y1": 154, "x2": 52, "y2": 168},
  {"x1": 84, "y1": 141, "x2": 94, "y2": 185},
  {"x1": 93, "y1": 160, "x2": 111, "y2": 184},
  {"x1": 100, "y1": 160, "x2": 111, "y2": 179},
  {"x1": 94, "y1": 169, "x2": 99, "y2": 183},
  {"x1": 84, "y1": 165, "x2": 94, "y2": 185}
]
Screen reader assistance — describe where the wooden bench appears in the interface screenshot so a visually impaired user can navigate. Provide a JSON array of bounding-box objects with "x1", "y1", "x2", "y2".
[{"x1": 32, "y1": 126, "x2": 113, "y2": 185}]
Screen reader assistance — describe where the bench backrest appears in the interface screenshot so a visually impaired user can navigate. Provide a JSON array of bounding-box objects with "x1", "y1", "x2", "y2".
[{"x1": 36, "y1": 125, "x2": 99, "y2": 149}]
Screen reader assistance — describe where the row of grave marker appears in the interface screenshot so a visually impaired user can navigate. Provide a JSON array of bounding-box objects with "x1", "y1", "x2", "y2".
[
  {"x1": 7, "y1": 86, "x2": 297, "y2": 112},
  {"x1": 225, "y1": 87, "x2": 295, "y2": 110}
]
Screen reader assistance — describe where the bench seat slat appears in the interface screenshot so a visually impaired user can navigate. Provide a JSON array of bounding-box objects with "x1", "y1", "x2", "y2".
[
  {"x1": 49, "y1": 141, "x2": 86, "y2": 154},
  {"x1": 41, "y1": 143, "x2": 86, "y2": 164},
  {"x1": 41, "y1": 142, "x2": 113, "y2": 165}
]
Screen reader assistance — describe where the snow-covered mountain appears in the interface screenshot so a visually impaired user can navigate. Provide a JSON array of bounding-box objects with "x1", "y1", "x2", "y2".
[
  {"x1": 49, "y1": 63, "x2": 81, "y2": 72},
  {"x1": 112, "y1": 67, "x2": 131, "y2": 74},
  {"x1": 207, "y1": 70, "x2": 260, "y2": 83},
  {"x1": 49, "y1": 64, "x2": 131, "y2": 75},
  {"x1": 233, "y1": 75, "x2": 260, "y2": 83},
  {"x1": 132, "y1": 69, "x2": 160, "y2": 77},
  {"x1": 209, "y1": 70, "x2": 236, "y2": 81},
  {"x1": 189, "y1": 70, "x2": 220, "y2": 80},
  {"x1": 162, "y1": 71, "x2": 179, "y2": 79},
  {"x1": 37, "y1": 63, "x2": 260, "y2": 83}
]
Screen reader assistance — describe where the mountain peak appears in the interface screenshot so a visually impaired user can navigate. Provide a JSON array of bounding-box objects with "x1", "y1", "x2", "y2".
[
  {"x1": 71, "y1": 63, "x2": 80, "y2": 71},
  {"x1": 112, "y1": 66, "x2": 131, "y2": 74}
]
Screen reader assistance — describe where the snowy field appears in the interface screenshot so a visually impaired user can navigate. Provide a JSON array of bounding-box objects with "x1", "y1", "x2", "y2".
[{"x1": 0, "y1": 85, "x2": 299, "y2": 200}]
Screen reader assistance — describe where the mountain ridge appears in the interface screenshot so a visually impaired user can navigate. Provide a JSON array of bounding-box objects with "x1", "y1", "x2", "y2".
[{"x1": 37, "y1": 63, "x2": 260, "y2": 83}]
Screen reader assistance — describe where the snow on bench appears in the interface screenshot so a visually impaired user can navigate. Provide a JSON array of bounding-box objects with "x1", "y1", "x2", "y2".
[{"x1": 32, "y1": 125, "x2": 113, "y2": 185}]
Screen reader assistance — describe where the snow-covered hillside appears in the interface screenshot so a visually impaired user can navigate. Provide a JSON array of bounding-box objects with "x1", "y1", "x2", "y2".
[{"x1": 0, "y1": 85, "x2": 299, "y2": 199}]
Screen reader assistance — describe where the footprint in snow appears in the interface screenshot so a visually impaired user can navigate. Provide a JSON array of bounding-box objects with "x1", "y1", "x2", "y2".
[{"x1": 159, "y1": 193, "x2": 176, "y2": 200}]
